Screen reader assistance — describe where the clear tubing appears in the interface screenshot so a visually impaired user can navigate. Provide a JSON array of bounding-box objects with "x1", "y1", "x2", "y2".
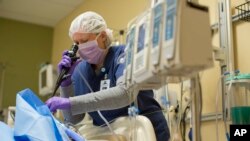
[
  {"x1": 215, "y1": 75, "x2": 224, "y2": 141},
  {"x1": 215, "y1": 73, "x2": 233, "y2": 141},
  {"x1": 76, "y1": 66, "x2": 120, "y2": 141}
]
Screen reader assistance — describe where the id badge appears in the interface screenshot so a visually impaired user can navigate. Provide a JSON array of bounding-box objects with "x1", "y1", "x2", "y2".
[{"x1": 100, "y1": 79, "x2": 110, "y2": 90}]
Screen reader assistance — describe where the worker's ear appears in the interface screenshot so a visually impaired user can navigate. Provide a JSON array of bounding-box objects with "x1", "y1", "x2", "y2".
[{"x1": 100, "y1": 31, "x2": 107, "y2": 42}]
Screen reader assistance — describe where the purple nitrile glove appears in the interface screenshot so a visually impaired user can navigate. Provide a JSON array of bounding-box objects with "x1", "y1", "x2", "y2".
[
  {"x1": 65, "y1": 128, "x2": 85, "y2": 141},
  {"x1": 45, "y1": 97, "x2": 71, "y2": 113},
  {"x1": 58, "y1": 50, "x2": 80, "y2": 87}
]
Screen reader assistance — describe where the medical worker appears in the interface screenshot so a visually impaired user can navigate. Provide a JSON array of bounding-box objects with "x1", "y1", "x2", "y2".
[{"x1": 46, "y1": 11, "x2": 170, "y2": 141}]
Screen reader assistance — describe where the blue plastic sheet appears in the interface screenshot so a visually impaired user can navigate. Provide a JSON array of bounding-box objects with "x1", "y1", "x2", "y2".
[
  {"x1": 13, "y1": 88, "x2": 70, "y2": 141},
  {"x1": 0, "y1": 121, "x2": 15, "y2": 141}
]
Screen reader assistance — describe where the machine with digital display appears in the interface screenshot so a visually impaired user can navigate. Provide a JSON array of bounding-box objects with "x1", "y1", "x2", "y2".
[
  {"x1": 132, "y1": 10, "x2": 162, "y2": 90},
  {"x1": 124, "y1": 22, "x2": 137, "y2": 88},
  {"x1": 160, "y1": 0, "x2": 213, "y2": 78},
  {"x1": 150, "y1": 1, "x2": 164, "y2": 71}
]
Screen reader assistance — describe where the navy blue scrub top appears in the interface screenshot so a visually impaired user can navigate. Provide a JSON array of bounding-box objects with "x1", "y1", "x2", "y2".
[{"x1": 72, "y1": 45, "x2": 162, "y2": 125}]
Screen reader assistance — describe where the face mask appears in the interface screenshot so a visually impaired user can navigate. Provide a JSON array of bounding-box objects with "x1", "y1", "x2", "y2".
[{"x1": 78, "y1": 35, "x2": 106, "y2": 64}]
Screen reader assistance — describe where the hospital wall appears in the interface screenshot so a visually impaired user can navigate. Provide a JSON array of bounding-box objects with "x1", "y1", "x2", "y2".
[
  {"x1": 51, "y1": 0, "x2": 250, "y2": 141},
  {"x1": 171, "y1": 0, "x2": 250, "y2": 140},
  {"x1": 51, "y1": 0, "x2": 150, "y2": 66},
  {"x1": 195, "y1": 0, "x2": 250, "y2": 141},
  {"x1": 0, "y1": 18, "x2": 53, "y2": 108}
]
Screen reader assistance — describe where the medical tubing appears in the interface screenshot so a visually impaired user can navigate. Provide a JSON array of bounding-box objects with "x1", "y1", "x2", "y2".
[
  {"x1": 195, "y1": 74, "x2": 203, "y2": 127},
  {"x1": 224, "y1": 78, "x2": 233, "y2": 141},
  {"x1": 198, "y1": 74, "x2": 203, "y2": 138},
  {"x1": 52, "y1": 44, "x2": 79, "y2": 97},
  {"x1": 215, "y1": 73, "x2": 232, "y2": 141},
  {"x1": 215, "y1": 75, "x2": 224, "y2": 141},
  {"x1": 224, "y1": 73, "x2": 234, "y2": 140},
  {"x1": 176, "y1": 81, "x2": 183, "y2": 141},
  {"x1": 76, "y1": 66, "x2": 120, "y2": 141},
  {"x1": 53, "y1": 68, "x2": 68, "y2": 97},
  {"x1": 165, "y1": 84, "x2": 170, "y2": 118},
  {"x1": 132, "y1": 89, "x2": 140, "y2": 141},
  {"x1": 163, "y1": 80, "x2": 173, "y2": 133},
  {"x1": 180, "y1": 80, "x2": 191, "y2": 141},
  {"x1": 179, "y1": 81, "x2": 183, "y2": 128},
  {"x1": 163, "y1": 82, "x2": 172, "y2": 135}
]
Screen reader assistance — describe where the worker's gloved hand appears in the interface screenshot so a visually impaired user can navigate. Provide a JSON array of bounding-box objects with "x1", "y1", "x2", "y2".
[
  {"x1": 58, "y1": 50, "x2": 80, "y2": 87},
  {"x1": 45, "y1": 97, "x2": 71, "y2": 113},
  {"x1": 65, "y1": 128, "x2": 85, "y2": 141}
]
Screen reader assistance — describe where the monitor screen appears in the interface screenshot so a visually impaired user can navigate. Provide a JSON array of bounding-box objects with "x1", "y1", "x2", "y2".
[
  {"x1": 41, "y1": 70, "x2": 47, "y2": 88},
  {"x1": 137, "y1": 23, "x2": 146, "y2": 53},
  {"x1": 38, "y1": 64, "x2": 55, "y2": 96}
]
